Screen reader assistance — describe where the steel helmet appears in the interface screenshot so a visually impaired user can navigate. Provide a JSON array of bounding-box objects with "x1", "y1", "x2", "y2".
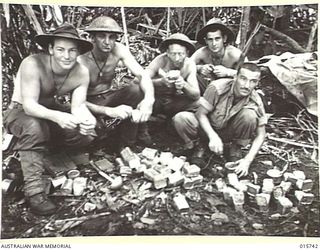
[
  {"x1": 85, "y1": 16, "x2": 123, "y2": 34},
  {"x1": 159, "y1": 33, "x2": 196, "y2": 54}
]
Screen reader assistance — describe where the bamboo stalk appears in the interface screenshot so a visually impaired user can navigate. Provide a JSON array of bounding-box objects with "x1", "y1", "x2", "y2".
[
  {"x1": 202, "y1": 7, "x2": 206, "y2": 26},
  {"x1": 238, "y1": 6, "x2": 251, "y2": 50},
  {"x1": 154, "y1": 15, "x2": 166, "y2": 35},
  {"x1": 71, "y1": 7, "x2": 75, "y2": 25},
  {"x1": 184, "y1": 12, "x2": 199, "y2": 34},
  {"x1": 167, "y1": 7, "x2": 171, "y2": 37},
  {"x1": 22, "y1": 5, "x2": 44, "y2": 34},
  {"x1": 3, "y1": 3, "x2": 10, "y2": 28},
  {"x1": 121, "y1": 7, "x2": 129, "y2": 48},
  {"x1": 306, "y1": 20, "x2": 317, "y2": 51}
]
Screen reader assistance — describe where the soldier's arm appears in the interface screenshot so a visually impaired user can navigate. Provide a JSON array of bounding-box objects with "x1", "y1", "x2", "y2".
[
  {"x1": 118, "y1": 43, "x2": 154, "y2": 122},
  {"x1": 178, "y1": 60, "x2": 200, "y2": 100},
  {"x1": 71, "y1": 65, "x2": 96, "y2": 132},
  {"x1": 20, "y1": 56, "x2": 79, "y2": 129}
]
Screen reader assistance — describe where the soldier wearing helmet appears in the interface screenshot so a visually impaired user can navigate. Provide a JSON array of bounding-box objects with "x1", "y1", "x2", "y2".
[
  {"x1": 78, "y1": 16, "x2": 154, "y2": 149},
  {"x1": 191, "y1": 18, "x2": 243, "y2": 94},
  {"x1": 143, "y1": 33, "x2": 200, "y2": 151}
]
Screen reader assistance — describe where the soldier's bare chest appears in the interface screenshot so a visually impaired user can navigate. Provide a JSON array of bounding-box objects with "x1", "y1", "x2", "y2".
[{"x1": 87, "y1": 53, "x2": 118, "y2": 85}]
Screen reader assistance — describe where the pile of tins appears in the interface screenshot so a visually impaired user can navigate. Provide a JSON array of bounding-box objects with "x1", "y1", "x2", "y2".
[
  {"x1": 214, "y1": 166, "x2": 315, "y2": 215},
  {"x1": 119, "y1": 147, "x2": 204, "y2": 190}
]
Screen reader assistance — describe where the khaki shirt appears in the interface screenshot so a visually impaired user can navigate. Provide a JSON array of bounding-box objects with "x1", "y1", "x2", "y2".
[{"x1": 200, "y1": 78, "x2": 267, "y2": 130}]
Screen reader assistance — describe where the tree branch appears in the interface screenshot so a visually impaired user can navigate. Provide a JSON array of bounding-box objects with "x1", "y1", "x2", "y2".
[{"x1": 262, "y1": 24, "x2": 306, "y2": 53}]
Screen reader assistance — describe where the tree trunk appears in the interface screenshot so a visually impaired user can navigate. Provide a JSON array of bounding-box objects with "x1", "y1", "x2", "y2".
[
  {"x1": 22, "y1": 5, "x2": 43, "y2": 35},
  {"x1": 202, "y1": 7, "x2": 206, "y2": 26},
  {"x1": 306, "y1": 21, "x2": 318, "y2": 52},
  {"x1": 167, "y1": 7, "x2": 171, "y2": 37},
  {"x1": 262, "y1": 25, "x2": 307, "y2": 53},
  {"x1": 238, "y1": 6, "x2": 251, "y2": 50},
  {"x1": 121, "y1": 7, "x2": 129, "y2": 48}
]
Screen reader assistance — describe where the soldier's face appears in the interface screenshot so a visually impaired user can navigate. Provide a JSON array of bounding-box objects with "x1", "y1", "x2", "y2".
[
  {"x1": 205, "y1": 30, "x2": 227, "y2": 54},
  {"x1": 49, "y1": 38, "x2": 79, "y2": 70},
  {"x1": 93, "y1": 32, "x2": 117, "y2": 53},
  {"x1": 233, "y1": 68, "x2": 260, "y2": 98},
  {"x1": 166, "y1": 44, "x2": 187, "y2": 69}
]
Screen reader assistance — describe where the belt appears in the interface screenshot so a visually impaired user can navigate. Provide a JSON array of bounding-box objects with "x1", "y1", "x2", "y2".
[{"x1": 8, "y1": 101, "x2": 23, "y2": 109}]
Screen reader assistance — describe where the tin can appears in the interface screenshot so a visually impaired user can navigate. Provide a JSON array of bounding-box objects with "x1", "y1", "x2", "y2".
[
  {"x1": 67, "y1": 169, "x2": 80, "y2": 179},
  {"x1": 266, "y1": 168, "x2": 282, "y2": 185},
  {"x1": 2, "y1": 179, "x2": 14, "y2": 193},
  {"x1": 61, "y1": 179, "x2": 73, "y2": 194},
  {"x1": 273, "y1": 186, "x2": 284, "y2": 200},
  {"x1": 215, "y1": 178, "x2": 227, "y2": 192},
  {"x1": 73, "y1": 177, "x2": 87, "y2": 196}
]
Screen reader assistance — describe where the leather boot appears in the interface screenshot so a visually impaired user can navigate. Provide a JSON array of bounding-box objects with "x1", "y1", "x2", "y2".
[
  {"x1": 190, "y1": 143, "x2": 207, "y2": 169},
  {"x1": 137, "y1": 123, "x2": 152, "y2": 146},
  {"x1": 225, "y1": 143, "x2": 243, "y2": 162},
  {"x1": 28, "y1": 193, "x2": 57, "y2": 215}
]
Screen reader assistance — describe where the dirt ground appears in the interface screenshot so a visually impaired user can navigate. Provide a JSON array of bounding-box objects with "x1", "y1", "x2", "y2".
[{"x1": 1, "y1": 115, "x2": 319, "y2": 239}]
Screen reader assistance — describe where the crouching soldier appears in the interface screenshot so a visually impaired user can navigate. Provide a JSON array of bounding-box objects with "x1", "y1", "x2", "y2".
[
  {"x1": 143, "y1": 33, "x2": 201, "y2": 150},
  {"x1": 3, "y1": 24, "x2": 96, "y2": 215},
  {"x1": 78, "y1": 16, "x2": 155, "y2": 149},
  {"x1": 174, "y1": 63, "x2": 267, "y2": 177}
]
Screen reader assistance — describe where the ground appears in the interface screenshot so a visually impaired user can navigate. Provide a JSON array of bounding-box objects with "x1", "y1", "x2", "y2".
[{"x1": 1, "y1": 113, "x2": 319, "y2": 238}]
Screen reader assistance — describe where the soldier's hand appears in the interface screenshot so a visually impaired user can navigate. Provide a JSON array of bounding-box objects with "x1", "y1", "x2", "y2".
[
  {"x1": 200, "y1": 64, "x2": 213, "y2": 77},
  {"x1": 212, "y1": 65, "x2": 234, "y2": 78},
  {"x1": 105, "y1": 105, "x2": 133, "y2": 120},
  {"x1": 55, "y1": 112, "x2": 80, "y2": 130},
  {"x1": 208, "y1": 136, "x2": 224, "y2": 155},
  {"x1": 136, "y1": 98, "x2": 154, "y2": 123},
  {"x1": 163, "y1": 76, "x2": 176, "y2": 89},
  {"x1": 174, "y1": 76, "x2": 185, "y2": 90},
  {"x1": 229, "y1": 159, "x2": 250, "y2": 177},
  {"x1": 78, "y1": 116, "x2": 97, "y2": 136}
]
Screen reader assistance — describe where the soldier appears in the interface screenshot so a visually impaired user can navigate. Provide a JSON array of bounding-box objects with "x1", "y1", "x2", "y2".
[
  {"x1": 3, "y1": 24, "x2": 96, "y2": 215},
  {"x1": 145, "y1": 33, "x2": 200, "y2": 150},
  {"x1": 191, "y1": 18, "x2": 243, "y2": 94},
  {"x1": 174, "y1": 63, "x2": 267, "y2": 177},
  {"x1": 78, "y1": 16, "x2": 154, "y2": 148}
]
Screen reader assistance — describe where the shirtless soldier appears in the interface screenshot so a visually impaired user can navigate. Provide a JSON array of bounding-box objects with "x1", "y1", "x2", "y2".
[
  {"x1": 145, "y1": 33, "x2": 200, "y2": 150},
  {"x1": 78, "y1": 16, "x2": 154, "y2": 148},
  {"x1": 3, "y1": 24, "x2": 96, "y2": 215},
  {"x1": 191, "y1": 18, "x2": 243, "y2": 94}
]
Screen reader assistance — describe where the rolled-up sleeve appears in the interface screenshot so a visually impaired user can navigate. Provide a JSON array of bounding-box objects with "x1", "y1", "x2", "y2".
[
  {"x1": 257, "y1": 102, "x2": 268, "y2": 126},
  {"x1": 254, "y1": 93, "x2": 268, "y2": 126},
  {"x1": 200, "y1": 83, "x2": 218, "y2": 112}
]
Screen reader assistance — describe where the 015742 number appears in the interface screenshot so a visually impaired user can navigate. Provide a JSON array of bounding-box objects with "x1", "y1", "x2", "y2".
[{"x1": 300, "y1": 244, "x2": 319, "y2": 249}]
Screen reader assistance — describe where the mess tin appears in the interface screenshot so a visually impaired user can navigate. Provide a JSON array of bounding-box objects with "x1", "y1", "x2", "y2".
[{"x1": 267, "y1": 168, "x2": 282, "y2": 185}]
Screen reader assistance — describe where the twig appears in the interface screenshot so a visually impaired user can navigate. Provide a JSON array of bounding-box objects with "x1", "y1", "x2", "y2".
[
  {"x1": 74, "y1": 200, "x2": 87, "y2": 216},
  {"x1": 303, "y1": 223, "x2": 309, "y2": 237},
  {"x1": 267, "y1": 135, "x2": 317, "y2": 149},
  {"x1": 279, "y1": 213, "x2": 297, "y2": 225},
  {"x1": 263, "y1": 144, "x2": 289, "y2": 162},
  {"x1": 54, "y1": 211, "x2": 111, "y2": 223}
]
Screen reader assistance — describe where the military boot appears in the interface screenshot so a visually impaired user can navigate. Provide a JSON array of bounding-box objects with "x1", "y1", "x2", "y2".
[
  {"x1": 137, "y1": 123, "x2": 152, "y2": 146},
  {"x1": 28, "y1": 193, "x2": 57, "y2": 215},
  {"x1": 19, "y1": 150, "x2": 57, "y2": 215},
  {"x1": 225, "y1": 142, "x2": 243, "y2": 162},
  {"x1": 190, "y1": 143, "x2": 207, "y2": 169}
]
